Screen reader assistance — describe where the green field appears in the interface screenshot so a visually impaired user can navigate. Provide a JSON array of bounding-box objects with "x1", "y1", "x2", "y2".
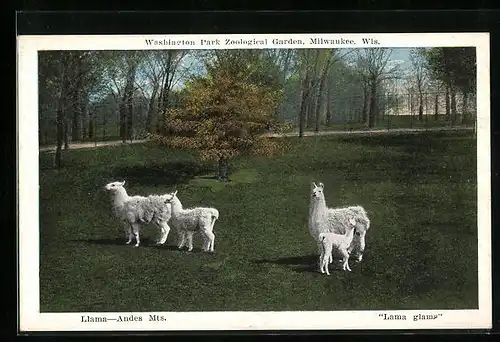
[{"x1": 39, "y1": 130, "x2": 478, "y2": 312}]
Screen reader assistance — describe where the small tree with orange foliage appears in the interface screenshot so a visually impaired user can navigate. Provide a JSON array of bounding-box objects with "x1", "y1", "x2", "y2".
[{"x1": 151, "y1": 53, "x2": 291, "y2": 181}]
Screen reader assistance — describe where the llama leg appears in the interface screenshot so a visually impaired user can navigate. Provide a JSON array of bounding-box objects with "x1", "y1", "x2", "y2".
[
  {"x1": 125, "y1": 223, "x2": 133, "y2": 245},
  {"x1": 323, "y1": 254, "x2": 330, "y2": 276},
  {"x1": 185, "y1": 231, "x2": 194, "y2": 252},
  {"x1": 319, "y1": 256, "x2": 323, "y2": 274},
  {"x1": 319, "y1": 251, "x2": 325, "y2": 274},
  {"x1": 316, "y1": 240, "x2": 324, "y2": 270},
  {"x1": 132, "y1": 223, "x2": 140, "y2": 247},
  {"x1": 210, "y1": 232, "x2": 215, "y2": 252},
  {"x1": 154, "y1": 222, "x2": 163, "y2": 245},
  {"x1": 204, "y1": 231, "x2": 215, "y2": 252},
  {"x1": 199, "y1": 231, "x2": 209, "y2": 252},
  {"x1": 341, "y1": 250, "x2": 351, "y2": 271},
  {"x1": 158, "y1": 222, "x2": 171, "y2": 245},
  {"x1": 177, "y1": 229, "x2": 186, "y2": 249}
]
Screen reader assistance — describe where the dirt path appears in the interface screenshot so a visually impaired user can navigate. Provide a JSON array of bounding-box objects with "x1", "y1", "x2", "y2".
[
  {"x1": 39, "y1": 139, "x2": 148, "y2": 152},
  {"x1": 263, "y1": 125, "x2": 474, "y2": 138},
  {"x1": 39, "y1": 126, "x2": 474, "y2": 152}
]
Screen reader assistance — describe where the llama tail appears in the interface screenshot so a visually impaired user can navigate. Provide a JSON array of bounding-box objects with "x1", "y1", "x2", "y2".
[
  {"x1": 210, "y1": 209, "x2": 219, "y2": 228},
  {"x1": 212, "y1": 209, "x2": 219, "y2": 221}
]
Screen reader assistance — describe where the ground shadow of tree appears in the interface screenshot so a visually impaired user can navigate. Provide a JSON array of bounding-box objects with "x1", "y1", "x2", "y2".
[
  {"x1": 112, "y1": 160, "x2": 211, "y2": 186},
  {"x1": 337, "y1": 130, "x2": 475, "y2": 154}
]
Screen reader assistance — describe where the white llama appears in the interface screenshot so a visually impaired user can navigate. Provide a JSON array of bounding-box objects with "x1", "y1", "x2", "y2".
[
  {"x1": 308, "y1": 182, "x2": 370, "y2": 269},
  {"x1": 164, "y1": 190, "x2": 219, "y2": 252},
  {"x1": 319, "y1": 228, "x2": 355, "y2": 275},
  {"x1": 104, "y1": 181, "x2": 174, "y2": 247}
]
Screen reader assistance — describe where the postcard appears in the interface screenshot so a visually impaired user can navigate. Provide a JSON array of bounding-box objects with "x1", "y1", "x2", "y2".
[{"x1": 17, "y1": 32, "x2": 491, "y2": 332}]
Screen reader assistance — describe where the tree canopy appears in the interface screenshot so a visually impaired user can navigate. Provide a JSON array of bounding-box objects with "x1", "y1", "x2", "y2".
[{"x1": 151, "y1": 51, "x2": 291, "y2": 180}]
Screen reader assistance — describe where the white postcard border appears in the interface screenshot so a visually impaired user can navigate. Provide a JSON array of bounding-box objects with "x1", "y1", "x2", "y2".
[{"x1": 17, "y1": 32, "x2": 492, "y2": 332}]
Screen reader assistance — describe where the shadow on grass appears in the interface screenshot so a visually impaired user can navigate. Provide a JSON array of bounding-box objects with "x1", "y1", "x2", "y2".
[
  {"x1": 337, "y1": 130, "x2": 475, "y2": 154},
  {"x1": 253, "y1": 254, "x2": 362, "y2": 274},
  {"x1": 253, "y1": 254, "x2": 318, "y2": 273},
  {"x1": 71, "y1": 237, "x2": 183, "y2": 251},
  {"x1": 112, "y1": 160, "x2": 211, "y2": 186}
]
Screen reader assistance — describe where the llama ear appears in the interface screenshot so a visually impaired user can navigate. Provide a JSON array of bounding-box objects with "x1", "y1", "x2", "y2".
[
  {"x1": 173, "y1": 190, "x2": 178, "y2": 197},
  {"x1": 312, "y1": 182, "x2": 317, "y2": 188},
  {"x1": 318, "y1": 182, "x2": 324, "y2": 189},
  {"x1": 121, "y1": 180, "x2": 126, "y2": 186}
]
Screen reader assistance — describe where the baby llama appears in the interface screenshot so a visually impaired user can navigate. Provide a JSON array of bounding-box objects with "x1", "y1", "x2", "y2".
[
  {"x1": 318, "y1": 228, "x2": 355, "y2": 275},
  {"x1": 164, "y1": 190, "x2": 219, "y2": 252}
]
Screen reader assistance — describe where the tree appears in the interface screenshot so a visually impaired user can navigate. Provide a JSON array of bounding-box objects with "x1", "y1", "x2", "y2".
[
  {"x1": 313, "y1": 49, "x2": 337, "y2": 133},
  {"x1": 155, "y1": 50, "x2": 190, "y2": 133},
  {"x1": 354, "y1": 48, "x2": 401, "y2": 128},
  {"x1": 323, "y1": 57, "x2": 365, "y2": 126},
  {"x1": 101, "y1": 51, "x2": 141, "y2": 142},
  {"x1": 409, "y1": 48, "x2": 429, "y2": 121},
  {"x1": 297, "y1": 50, "x2": 319, "y2": 137},
  {"x1": 424, "y1": 47, "x2": 476, "y2": 124},
  {"x1": 151, "y1": 52, "x2": 289, "y2": 182}
]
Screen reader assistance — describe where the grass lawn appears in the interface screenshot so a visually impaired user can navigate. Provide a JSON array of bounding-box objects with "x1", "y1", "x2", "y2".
[{"x1": 38, "y1": 130, "x2": 478, "y2": 312}]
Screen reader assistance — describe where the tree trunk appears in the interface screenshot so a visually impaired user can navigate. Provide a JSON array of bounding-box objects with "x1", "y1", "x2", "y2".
[
  {"x1": 298, "y1": 73, "x2": 311, "y2": 138},
  {"x1": 434, "y1": 93, "x2": 439, "y2": 121},
  {"x1": 120, "y1": 59, "x2": 138, "y2": 142},
  {"x1": 450, "y1": 87, "x2": 457, "y2": 124},
  {"x1": 157, "y1": 53, "x2": 175, "y2": 134},
  {"x1": 217, "y1": 157, "x2": 229, "y2": 182},
  {"x1": 71, "y1": 70, "x2": 83, "y2": 142},
  {"x1": 54, "y1": 106, "x2": 64, "y2": 168},
  {"x1": 81, "y1": 105, "x2": 87, "y2": 140},
  {"x1": 146, "y1": 86, "x2": 158, "y2": 133},
  {"x1": 119, "y1": 102, "x2": 127, "y2": 143},
  {"x1": 54, "y1": 55, "x2": 70, "y2": 168},
  {"x1": 126, "y1": 96, "x2": 134, "y2": 142},
  {"x1": 362, "y1": 81, "x2": 369, "y2": 125},
  {"x1": 445, "y1": 85, "x2": 451, "y2": 118},
  {"x1": 64, "y1": 119, "x2": 70, "y2": 150},
  {"x1": 368, "y1": 81, "x2": 377, "y2": 128},
  {"x1": 102, "y1": 110, "x2": 107, "y2": 140},
  {"x1": 305, "y1": 52, "x2": 320, "y2": 130},
  {"x1": 418, "y1": 91, "x2": 424, "y2": 121},
  {"x1": 71, "y1": 91, "x2": 81, "y2": 142},
  {"x1": 156, "y1": 78, "x2": 165, "y2": 133},
  {"x1": 157, "y1": 78, "x2": 171, "y2": 134},
  {"x1": 462, "y1": 91, "x2": 468, "y2": 124},
  {"x1": 88, "y1": 112, "x2": 94, "y2": 139},
  {"x1": 314, "y1": 65, "x2": 330, "y2": 133},
  {"x1": 306, "y1": 93, "x2": 314, "y2": 129},
  {"x1": 325, "y1": 94, "x2": 332, "y2": 126}
]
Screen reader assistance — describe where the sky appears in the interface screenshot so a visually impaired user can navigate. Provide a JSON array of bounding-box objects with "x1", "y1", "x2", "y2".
[
  {"x1": 389, "y1": 48, "x2": 412, "y2": 70},
  {"x1": 140, "y1": 47, "x2": 415, "y2": 94}
]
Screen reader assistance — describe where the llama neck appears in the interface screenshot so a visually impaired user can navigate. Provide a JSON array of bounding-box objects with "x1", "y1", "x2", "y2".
[
  {"x1": 310, "y1": 196, "x2": 327, "y2": 219},
  {"x1": 112, "y1": 188, "x2": 129, "y2": 208},
  {"x1": 344, "y1": 224, "x2": 355, "y2": 243},
  {"x1": 170, "y1": 197, "x2": 184, "y2": 217}
]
